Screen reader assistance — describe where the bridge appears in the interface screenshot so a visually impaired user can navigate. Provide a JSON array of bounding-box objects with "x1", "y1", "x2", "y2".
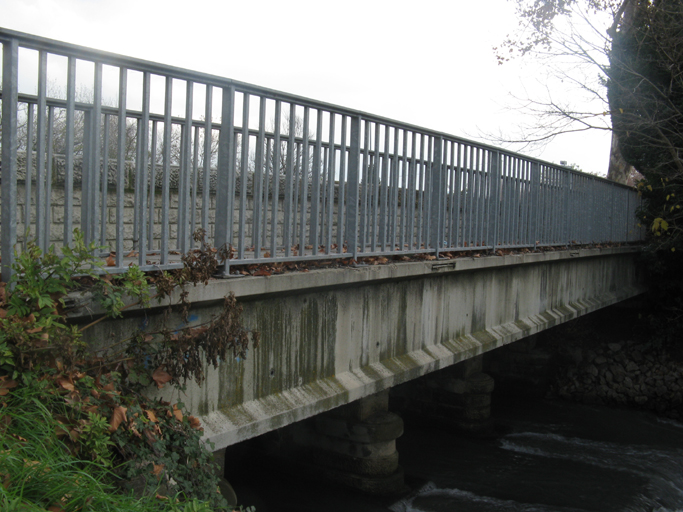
[{"x1": 1, "y1": 29, "x2": 646, "y2": 495}]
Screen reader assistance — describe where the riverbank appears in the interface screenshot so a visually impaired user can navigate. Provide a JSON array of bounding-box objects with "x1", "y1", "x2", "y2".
[{"x1": 541, "y1": 301, "x2": 683, "y2": 420}]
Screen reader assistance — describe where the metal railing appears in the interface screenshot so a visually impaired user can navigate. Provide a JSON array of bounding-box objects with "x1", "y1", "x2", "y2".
[{"x1": 0, "y1": 28, "x2": 643, "y2": 281}]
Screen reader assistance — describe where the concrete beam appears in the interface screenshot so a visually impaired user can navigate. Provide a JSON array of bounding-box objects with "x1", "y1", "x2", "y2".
[{"x1": 76, "y1": 247, "x2": 645, "y2": 449}]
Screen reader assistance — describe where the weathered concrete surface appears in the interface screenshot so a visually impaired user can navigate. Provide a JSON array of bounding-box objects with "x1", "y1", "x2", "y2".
[{"x1": 75, "y1": 246, "x2": 645, "y2": 449}]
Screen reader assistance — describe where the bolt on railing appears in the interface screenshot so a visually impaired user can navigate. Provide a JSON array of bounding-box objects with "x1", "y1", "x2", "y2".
[{"x1": 0, "y1": 28, "x2": 644, "y2": 282}]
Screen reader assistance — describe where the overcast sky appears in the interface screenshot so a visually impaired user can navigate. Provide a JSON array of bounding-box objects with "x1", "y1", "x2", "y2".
[{"x1": 1, "y1": 0, "x2": 612, "y2": 174}]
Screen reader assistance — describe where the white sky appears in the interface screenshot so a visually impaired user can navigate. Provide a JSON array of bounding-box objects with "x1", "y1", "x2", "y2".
[{"x1": 1, "y1": 0, "x2": 612, "y2": 175}]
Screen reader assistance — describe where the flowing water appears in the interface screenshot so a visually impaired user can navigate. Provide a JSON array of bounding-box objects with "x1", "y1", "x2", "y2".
[{"x1": 231, "y1": 397, "x2": 683, "y2": 512}]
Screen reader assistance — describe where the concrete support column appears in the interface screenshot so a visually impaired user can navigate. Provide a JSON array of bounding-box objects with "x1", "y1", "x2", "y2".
[
  {"x1": 296, "y1": 390, "x2": 405, "y2": 495},
  {"x1": 410, "y1": 355, "x2": 495, "y2": 435},
  {"x1": 486, "y1": 334, "x2": 554, "y2": 396}
]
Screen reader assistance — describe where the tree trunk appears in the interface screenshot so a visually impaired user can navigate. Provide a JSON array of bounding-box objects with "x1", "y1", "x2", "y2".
[{"x1": 606, "y1": 132, "x2": 633, "y2": 185}]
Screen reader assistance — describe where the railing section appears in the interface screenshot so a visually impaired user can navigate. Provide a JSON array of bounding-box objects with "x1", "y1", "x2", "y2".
[{"x1": 0, "y1": 29, "x2": 644, "y2": 281}]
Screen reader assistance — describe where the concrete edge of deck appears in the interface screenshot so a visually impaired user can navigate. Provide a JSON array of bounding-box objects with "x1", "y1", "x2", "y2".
[
  {"x1": 199, "y1": 284, "x2": 644, "y2": 450},
  {"x1": 67, "y1": 245, "x2": 641, "y2": 319}
]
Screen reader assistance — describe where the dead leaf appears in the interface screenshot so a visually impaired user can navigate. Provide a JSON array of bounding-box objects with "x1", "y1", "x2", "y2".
[
  {"x1": 126, "y1": 250, "x2": 139, "y2": 257},
  {"x1": 0, "y1": 309, "x2": 6, "y2": 319},
  {"x1": 263, "y1": 252, "x2": 271, "y2": 258},
  {"x1": 105, "y1": 255, "x2": 116, "y2": 267},
  {"x1": 152, "y1": 463, "x2": 165, "y2": 477},
  {"x1": 152, "y1": 367, "x2": 172, "y2": 389},
  {"x1": 56, "y1": 377, "x2": 74, "y2": 392},
  {"x1": 108, "y1": 406, "x2": 127, "y2": 433},
  {"x1": 145, "y1": 410, "x2": 158, "y2": 423},
  {"x1": 188, "y1": 415, "x2": 202, "y2": 430},
  {"x1": 0, "y1": 378, "x2": 17, "y2": 396},
  {"x1": 253, "y1": 269, "x2": 272, "y2": 277},
  {"x1": 172, "y1": 404, "x2": 183, "y2": 422}
]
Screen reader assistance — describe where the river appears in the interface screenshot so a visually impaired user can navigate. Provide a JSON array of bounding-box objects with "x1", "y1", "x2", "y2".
[{"x1": 230, "y1": 395, "x2": 683, "y2": 512}]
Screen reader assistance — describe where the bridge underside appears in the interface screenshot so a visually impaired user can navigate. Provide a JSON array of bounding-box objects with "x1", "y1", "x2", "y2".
[{"x1": 79, "y1": 246, "x2": 644, "y2": 449}]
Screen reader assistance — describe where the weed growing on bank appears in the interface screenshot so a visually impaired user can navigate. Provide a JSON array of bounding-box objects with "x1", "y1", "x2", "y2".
[{"x1": 0, "y1": 229, "x2": 258, "y2": 511}]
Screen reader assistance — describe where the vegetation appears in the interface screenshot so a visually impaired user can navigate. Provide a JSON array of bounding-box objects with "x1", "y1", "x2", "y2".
[
  {"x1": 607, "y1": 0, "x2": 683, "y2": 338},
  {"x1": 0, "y1": 230, "x2": 258, "y2": 510}
]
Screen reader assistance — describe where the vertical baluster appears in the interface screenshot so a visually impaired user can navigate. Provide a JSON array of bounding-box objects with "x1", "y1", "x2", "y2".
[
  {"x1": 337, "y1": 115, "x2": 348, "y2": 254},
  {"x1": 91, "y1": 62, "x2": 103, "y2": 247},
  {"x1": 214, "y1": 85, "x2": 235, "y2": 272},
  {"x1": 160, "y1": 77, "x2": 173, "y2": 266},
  {"x1": 148, "y1": 120, "x2": 158, "y2": 250},
  {"x1": 63, "y1": 57, "x2": 76, "y2": 248},
  {"x1": 270, "y1": 100, "x2": 282, "y2": 257},
  {"x1": 311, "y1": 110, "x2": 323, "y2": 255},
  {"x1": 35, "y1": 52, "x2": 47, "y2": 251},
  {"x1": 116, "y1": 68, "x2": 127, "y2": 267},
  {"x1": 178, "y1": 81, "x2": 193, "y2": 254},
  {"x1": 25, "y1": 103, "x2": 34, "y2": 247},
  {"x1": 137, "y1": 72, "x2": 150, "y2": 266},
  {"x1": 100, "y1": 112, "x2": 109, "y2": 248},
  {"x1": 1, "y1": 38, "x2": 18, "y2": 282},
  {"x1": 325, "y1": 113, "x2": 336, "y2": 252},
  {"x1": 359, "y1": 120, "x2": 370, "y2": 253},
  {"x1": 346, "y1": 115, "x2": 360, "y2": 259},
  {"x1": 46, "y1": 106, "x2": 54, "y2": 251},
  {"x1": 190, "y1": 124, "x2": 200, "y2": 246},
  {"x1": 283, "y1": 103, "x2": 295, "y2": 257},
  {"x1": 297, "y1": 106, "x2": 309, "y2": 256},
  {"x1": 202, "y1": 86, "x2": 212, "y2": 234},
  {"x1": 238, "y1": 93, "x2": 250, "y2": 259},
  {"x1": 379, "y1": 125, "x2": 390, "y2": 252},
  {"x1": 407, "y1": 132, "x2": 417, "y2": 250},
  {"x1": 253, "y1": 97, "x2": 266, "y2": 258}
]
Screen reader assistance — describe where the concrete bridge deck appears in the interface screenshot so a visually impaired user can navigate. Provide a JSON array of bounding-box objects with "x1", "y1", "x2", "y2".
[{"x1": 73, "y1": 245, "x2": 644, "y2": 450}]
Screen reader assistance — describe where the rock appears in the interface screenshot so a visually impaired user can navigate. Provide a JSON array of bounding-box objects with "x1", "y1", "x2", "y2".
[
  {"x1": 594, "y1": 356, "x2": 607, "y2": 365},
  {"x1": 635, "y1": 396, "x2": 648, "y2": 405},
  {"x1": 626, "y1": 361, "x2": 639, "y2": 373},
  {"x1": 608, "y1": 342, "x2": 623, "y2": 352}
]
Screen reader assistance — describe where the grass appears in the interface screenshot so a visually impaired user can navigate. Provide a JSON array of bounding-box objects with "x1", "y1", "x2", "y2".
[{"x1": 0, "y1": 383, "x2": 213, "y2": 512}]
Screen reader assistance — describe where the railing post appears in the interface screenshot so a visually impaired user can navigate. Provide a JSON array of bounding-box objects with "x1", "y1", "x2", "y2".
[
  {"x1": 429, "y1": 137, "x2": 444, "y2": 253},
  {"x1": 215, "y1": 86, "x2": 235, "y2": 275},
  {"x1": 346, "y1": 115, "x2": 361, "y2": 260},
  {"x1": 487, "y1": 151, "x2": 501, "y2": 251},
  {"x1": 530, "y1": 161, "x2": 541, "y2": 248},
  {"x1": 1, "y1": 38, "x2": 19, "y2": 283}
]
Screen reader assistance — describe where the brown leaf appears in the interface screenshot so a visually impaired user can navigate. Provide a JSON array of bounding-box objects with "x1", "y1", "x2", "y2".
[
  {"x1": 126, "y1": 250, "x2": 139, "y2": 257},
  {"x1": 145, "y1": 410, "x2": 158, "y2": 423},
  {"x1": 105, "y1": 255, "x2": 116, "y2": 267},
  {"x1": 1, "y1": 472, "x2": 10, "y2": 490},
  {"x1": 56, "y1": 377, "x2": 74, "y2": 392},
  {"x1": 108, "y1": 406, "x2": 127, "y2": 433},
  {"x1": 0, "y1": 309, "x2": 6, "y2": 319},
  {"x1": 188, "y1": 415, "x2": 202, "y2": 430},
  {"x1": 47, "y1": 506, "x2": 64, "y2": 512},
  {"x1": 152, "y1": 367, "x2": 172, "y2": 389},
  {"x1": 0, "y1": 377, "x2": 18, "y2": 396},
  {"x1": 263, "y1": 252, "x2": 271, "y2": 258},
  {"x1": 253, "y1": 269, "x2": 272, "y2": 277},
  {"x1": 152, "y1": 463, "x2": 165, "y2": 477},
  {"x1": 172, "y1": 404, "x2": 183, "y2": 422}
]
